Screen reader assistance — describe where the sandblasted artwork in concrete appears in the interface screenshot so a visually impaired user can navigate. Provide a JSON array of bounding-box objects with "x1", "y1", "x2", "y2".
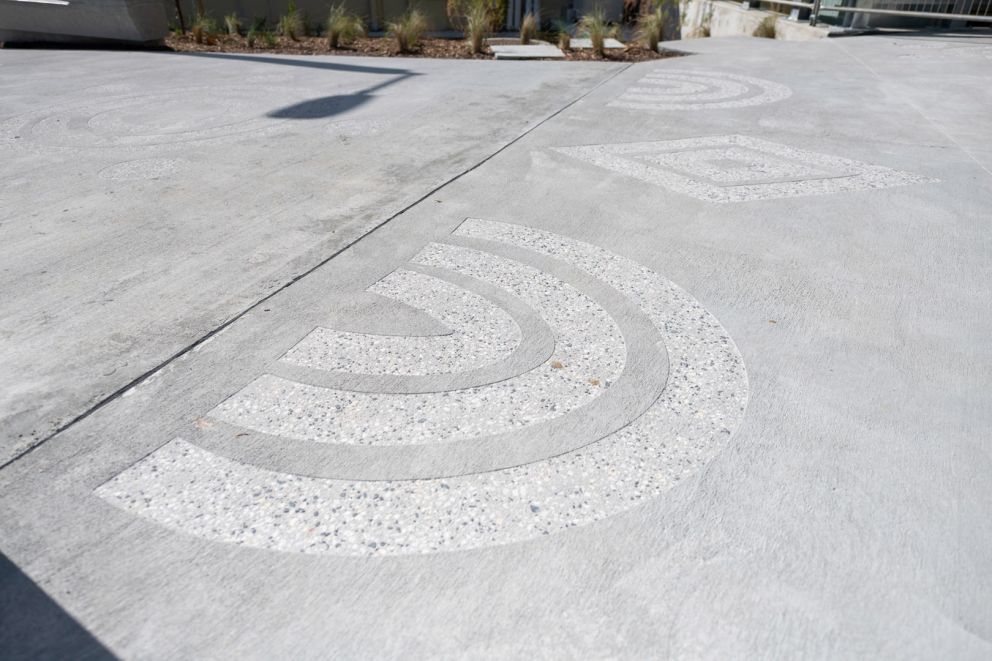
[
  {"x1": 212, "y1": 243, "x2": 625, "y2": 444},
  {"x1": 608, "y1": 70, "x2": 791, "y2": 110},
  {"x1": 97, "y1": 158, "x2": 187, "y2": 181},
  {"x1": 282, "y1": 268, "x2": 522, "y2": 376},
  {"x1": 555, "y1": 135, "x2": 937, "y2": 203},
  {"x1": 96, "y1": 220, "x2": 749, "y2": 555},
  {"x1": 0, "y1": 87, "x2": 308, "y2": 153}
]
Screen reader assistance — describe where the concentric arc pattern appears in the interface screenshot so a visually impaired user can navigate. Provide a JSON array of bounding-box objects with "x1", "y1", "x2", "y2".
[
  {"x1": 608, "y1": 69, "x2": 792, "y2": 110},
  {"x1": 96, "y1": 219, "x2": 749, "y2": 556},
  {"x1": 210, "y1": 243, "x2": 624, "y2": 445}
]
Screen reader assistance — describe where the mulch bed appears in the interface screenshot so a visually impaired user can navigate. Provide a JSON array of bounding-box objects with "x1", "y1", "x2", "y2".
[{"x1": 164, "y1": 34, "x2": 679, "y2": 62}]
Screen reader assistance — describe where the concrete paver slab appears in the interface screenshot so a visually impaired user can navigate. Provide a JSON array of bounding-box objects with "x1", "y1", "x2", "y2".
[
  {"x1": 491, "y1": 44, "x2": 565, "y2": 59},
  {"x1": 570, "y1": 37, "x2": 626, "y2": 49}
]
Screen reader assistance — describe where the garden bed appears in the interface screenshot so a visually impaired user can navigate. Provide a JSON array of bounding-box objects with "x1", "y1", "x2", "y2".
[{"x1": 164, "y1": 34, "x2": 679, "y2": 62}]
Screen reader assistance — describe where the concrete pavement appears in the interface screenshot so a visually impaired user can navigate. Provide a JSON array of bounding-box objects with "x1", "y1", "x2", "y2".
[
  {"x1": 0, "y1": 50, "x2": 622, "y2": 464},
  {"x1": 1, "y1": 34, "x2": 991, "y2": 658}
]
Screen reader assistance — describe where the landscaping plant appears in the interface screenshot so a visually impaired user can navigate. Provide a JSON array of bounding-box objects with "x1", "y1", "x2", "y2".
[
  {"x1": 577, "y1": 7, "x2": 618, "y2": 57},
  {"x1": 553, "y1": 20, "x2": 572, "y2": 50},
  {"x1": 635, "y1": 7, "x2": 664, "y2": 51},
  {"x1": 191, "y1": 14, "x2": 219, "y2": 44},
  {"x1": 279, "y1": 0, "x2": 305, "y2": 41},
  {"x1": 753, "y1": 15, "x2": 776, "y2": 38},
  {"x1": 464, "y1": 0, "x2": 491, "y2": 54},
  {"x1": 326, "y1": 3, "x2": 365, "y2": 48},
  {"x1": 387, "y1": 9, "x2": 428, "y2": 53},
  {"x1": 520, "y1": 12, "x2": 538, "y2": 44},
  {"x1": 224, "y1": 12, "x2": 241, "y2": 35},
  {"x1": 448, "y1": 0, "x2": 506, "y2": 32}
]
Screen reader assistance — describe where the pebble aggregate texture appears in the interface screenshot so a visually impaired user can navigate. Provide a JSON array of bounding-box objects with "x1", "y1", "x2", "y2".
[
  {"x1": 607, "y1": 69, "x2": 792, "y2": 110},
  {"x1": 96, "y1": 219, "x2": 748, "y2": 555},
  {"x1": 282, "y1": 268, "x2": 522, "y2": 375},
  {"x1": 555, "y1": 134, "x2": 937, "y2": 202},
  {"x1": 211, "y1": 242, "x2": 625, "y2": 444}
]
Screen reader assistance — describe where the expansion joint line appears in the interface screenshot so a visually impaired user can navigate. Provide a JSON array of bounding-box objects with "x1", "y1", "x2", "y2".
[
  {"x1": 0, "y1": 62, "x2": 634, "y2": 472},
  {"x1": 830, "y1": 38, "x2": 992, "y2": 180}
]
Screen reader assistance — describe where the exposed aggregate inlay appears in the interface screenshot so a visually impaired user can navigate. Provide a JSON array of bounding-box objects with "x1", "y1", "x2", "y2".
[
  {"x1": 555, "y1": 134, "x2": 937, "y2": 203},
  {"x1": 96, "y1": 220, "x2": 749, "y2": 555},
  {"x1": 282, "y1": 268, "x2": 521, "y2": 376},
  {"x1": 210, "y1": 243, "x2": 625, "y2": 445},
  {"x1": 0, "y1": 86, "x2": 325, "y2": 152},
  {"x1": 608, "y1": 70, "x2": 792, "y2": 110}
]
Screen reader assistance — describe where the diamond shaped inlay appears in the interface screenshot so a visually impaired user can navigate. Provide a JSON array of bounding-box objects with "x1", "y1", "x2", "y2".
[{"x1": 555, "y1": 135, "x2": 937, "y2": 203}]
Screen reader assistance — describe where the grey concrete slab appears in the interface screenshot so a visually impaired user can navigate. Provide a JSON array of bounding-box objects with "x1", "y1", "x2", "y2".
[
  {"x1": 570, "y1": 37, "x2": 626, "y2": 49},
  {"x1": 491, "y1": 44, "x2": 566, "y2": 59},
  {"x1": 827, "y1": 33, "x2": 992, "y2": 173},
  {"x1": 1, "y1": 34, "x2": 991, "y2": 659},
  {"x1": 0, "y1": 50, "x2": 621, "y2": 464}
]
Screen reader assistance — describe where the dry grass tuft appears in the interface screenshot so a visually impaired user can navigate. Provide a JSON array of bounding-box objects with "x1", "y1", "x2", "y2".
[
  {"x1": 224, "y1": 13, "x2": 241, "y2": 36},
  {"x1": 752, "y1": 15, "x2": 776, "y2": 38},
  {"x1": 577, "y1": 7, "x2": 618, "y2": 57},
  {"x1": 326, "y1": 3, "x2": 365, "y2": 48},
  {"x1": 520, "y1": 12, "x2": 538, "y2": 44},
  {"x1": 465, "y1": 1, "x2": 491, "y2": 54},
  {"x1": 387, "y1": 9, "x2": 429, "y2": 53},
  {"x1": 191, "y1": 15, "x2": 219, "y2": 44},
  {"x1": 279, "y1": 1, "x2": 305, "y2": 41},
  {"x1": 635, "y1": 8, "x2": 664, "y2": 51}
]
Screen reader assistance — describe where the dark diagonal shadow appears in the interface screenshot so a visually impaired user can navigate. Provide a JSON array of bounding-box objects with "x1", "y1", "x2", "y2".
[
  {"x1": 267, "y1": 93, "x2": 373, "y2": 119},
  {"x1": 176, "y1": 51, "x2": 417, "y2": 76},
  {"x1": 0, "y1": 551, "x2": 116, "y2": 660},
  {"x1": 266, "y1": 74, "x2": 413, "y2": 119},
  {"x1": 176, "y1": 52, "x2": 419, "y2": 121}
]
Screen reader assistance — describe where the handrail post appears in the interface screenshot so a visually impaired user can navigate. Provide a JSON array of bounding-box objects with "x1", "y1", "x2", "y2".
[{"x1": 809, "y1": 0, "x2": 822, "y2": 24}]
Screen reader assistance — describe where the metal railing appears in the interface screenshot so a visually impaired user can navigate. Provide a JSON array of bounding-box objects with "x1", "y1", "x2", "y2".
[
  {"x1": 810, "y1": 0, "x2": 992, "y2": 25},
  {"x1": 746, "y1": 0, "x2": 992, "y2": 26}
]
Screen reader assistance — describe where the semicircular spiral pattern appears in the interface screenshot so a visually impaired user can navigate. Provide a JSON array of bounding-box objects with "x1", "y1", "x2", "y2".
[
  {"x1": 96, "y1": 219, "x2": 749, "y2": 555},
  {"x1": 210, "y1": 243, "x2": 625, "y2": 445},
  {"x1": 608, "y1": 70, "x2": 792, "y2": 110}
]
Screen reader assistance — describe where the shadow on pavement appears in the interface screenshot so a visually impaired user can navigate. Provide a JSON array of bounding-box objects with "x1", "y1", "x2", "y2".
[
  {"x1": 178, "y1": 52, "x2": 418, "y2": 121},
  {"x1": 0, "y1": 551, "x2": 115, "y2": 660},
  {"x1": 266, "y1": 74, "x2": 413, "y2": 119},
  {"x1": 177, "y1": 51, "x2": 418, "y2": 76}
]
